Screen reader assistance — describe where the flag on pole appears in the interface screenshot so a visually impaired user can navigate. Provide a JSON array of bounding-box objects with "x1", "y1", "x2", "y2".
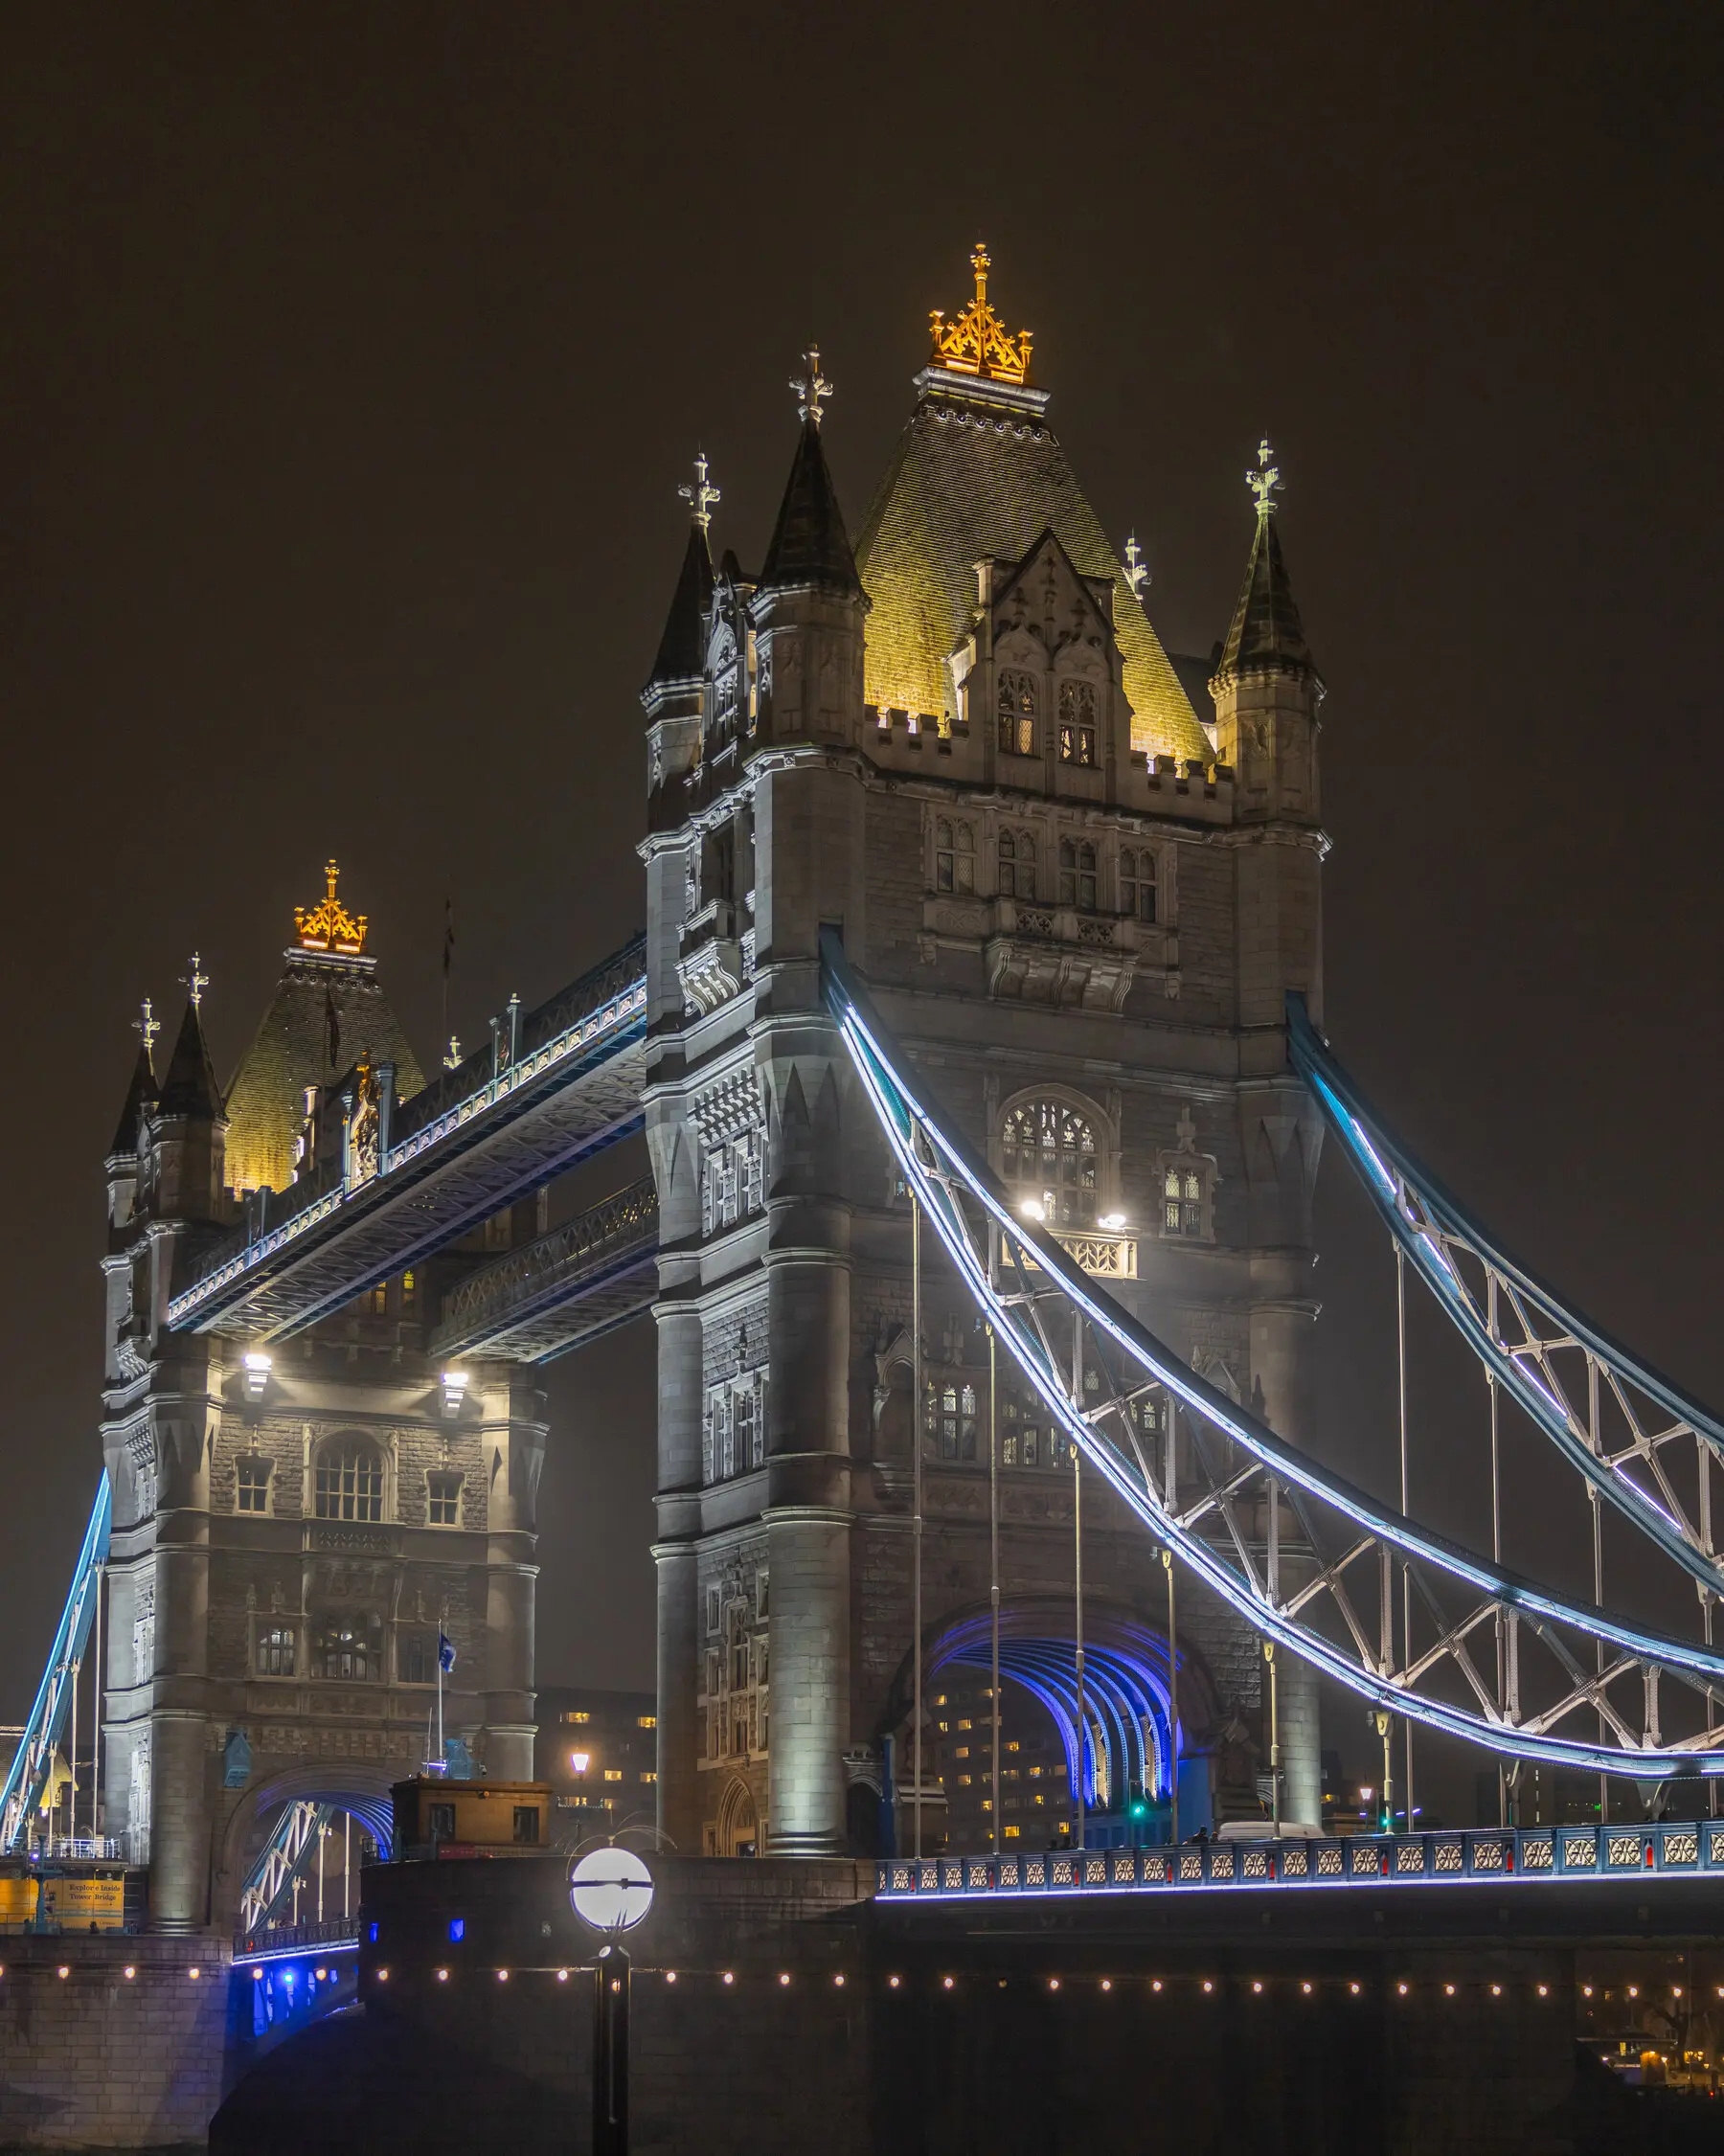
[{"x1": 439, "y1": 1632, "x2": 457, "y2": 1674}]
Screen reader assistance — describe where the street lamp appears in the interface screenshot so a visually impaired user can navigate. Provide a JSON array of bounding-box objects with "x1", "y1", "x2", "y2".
[{"x1": 569, "y1": 1847, "x2": 655, "y2": 2156}]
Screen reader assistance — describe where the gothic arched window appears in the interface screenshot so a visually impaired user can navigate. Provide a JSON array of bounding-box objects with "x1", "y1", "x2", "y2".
[
  {"x1": 1002, "y1": 1101, "x2": 1099, "y2": 1229},
  {"x1": 1163, "y1": 1163, "x2": 1205, "y2": 1238},
  {"x1": 314, "y1": 1614, "x2": 379, "y2": 1682},
  {"x1": 935, "y1": 817, "x2": 975, "y2": 895},
  {"x1": 1057, "y1": 680, "x2": 1097, "y2": 766},
  {"x1": 314, "y1": 1441, "x2": 383, "y2": 1523},
  {"x1": 998, "y1": 669, "x2": 1037, "y2": 757},
  {"x1": 1120, "y1": 847, "x2": 1157, "y2": 923},
  {"x1": 1057, "y1": 839, "x2": 1097, "y2": 911},
  {"x1": 998, "y1": 828, "x2": 1036, "y2": 900}
]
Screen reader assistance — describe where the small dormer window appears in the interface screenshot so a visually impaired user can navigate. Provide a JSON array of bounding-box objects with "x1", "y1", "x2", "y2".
[
  {"x1": 1057, "y1": 840, "x2": 1097, "y2": 912},
  {"x1": 998, "y1": 670, "x2": 1037, "y2": 756},
  {"x1": 1121, "y1": 847, "x2": 1157, "y2": 922},
  {"x1": 1058, "y1": 681, "x2": 1097, "y2": 766}
]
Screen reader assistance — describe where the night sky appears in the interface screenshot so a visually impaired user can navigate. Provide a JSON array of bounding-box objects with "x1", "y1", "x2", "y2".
[{"x1": 3, "y1": 6, "x2": 1719, "y2": 1821}]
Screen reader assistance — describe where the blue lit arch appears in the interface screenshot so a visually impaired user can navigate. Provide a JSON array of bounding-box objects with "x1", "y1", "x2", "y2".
[{"x1": 925, "y1": 1608, "x2": 1194, "y2": 1812}]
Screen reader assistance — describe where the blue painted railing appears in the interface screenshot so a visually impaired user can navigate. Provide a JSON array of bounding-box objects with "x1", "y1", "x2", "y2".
[{"x1": 876, "y1": 1821, "x2": 1724, "y2": 1898}]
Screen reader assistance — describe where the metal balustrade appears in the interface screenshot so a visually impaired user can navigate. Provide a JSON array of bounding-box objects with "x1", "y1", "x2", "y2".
[{"x1": 875, "y1": 1821, "x2": 1724, "y2": 1899}]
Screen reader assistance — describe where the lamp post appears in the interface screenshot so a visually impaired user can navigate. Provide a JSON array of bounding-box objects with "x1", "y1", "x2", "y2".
[{"x1": 569, "y1": 1846, "x2": 655, "y2": 2156}]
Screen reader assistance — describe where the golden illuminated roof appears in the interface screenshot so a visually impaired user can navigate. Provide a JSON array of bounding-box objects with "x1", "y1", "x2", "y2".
[
  {"x1": 293, "y1": 859, "x2": 368, "y2": 956},
  {"x1": 853, "y1": 397, "x2": 1212, "y2": 762},
  {"x1": 224, "y1": 957, "x2": 424, "y2": 1197},
  {"x1": 929, "y1": 244, "x2": 1033, "y2": 386}
]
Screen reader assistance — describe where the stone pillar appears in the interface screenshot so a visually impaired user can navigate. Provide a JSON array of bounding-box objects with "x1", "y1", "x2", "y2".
[
  {"x1": 652, "y1": 1543, "x2": 701, "y2": 1851},
  {"x1": 479, "y1": 1365, "x2": 543, "y2": 1781},
  {"x1": 147, "y1": 1355, "x2": 213, "y2": 1932},
  {"x1": 764, "y1": 1509, "x2": 851, "y2": 1854},
  {"x1": 652, "y1": 1292, "x2": 704, "y2": 1850},
  {"x1": 1250, "y1": 1254, "x2": 1324, "y2": 1827},
  {"x1": 760, "y1": 1041, "x2": 854, "y2": 1858}
]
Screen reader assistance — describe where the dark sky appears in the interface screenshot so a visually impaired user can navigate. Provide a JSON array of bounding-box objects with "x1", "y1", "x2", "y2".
[{"x1": 3, "y1": 5, "x2": 1719, "y2": 1818}]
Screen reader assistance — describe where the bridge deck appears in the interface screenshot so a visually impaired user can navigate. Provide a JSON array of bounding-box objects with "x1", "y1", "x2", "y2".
[{"x1": 169, "y1": 941, "x2": 646, "y2": 1342}]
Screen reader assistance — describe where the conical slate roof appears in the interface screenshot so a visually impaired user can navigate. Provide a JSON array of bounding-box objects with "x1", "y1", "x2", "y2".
[
  {"x1": 107, "y1": 1044, "x2": 158, "y2": 1158},
  {"x1": 1215, "y1": 513, "x2": 1315, "y2": 679},
  {"x1": 224, "y1": 956, "x2": 424, "y2": 1196},
  {"x1": 645, "y1": 522, "x2": 714, "y2": 692},
  {"x1": 760, "y1": 418, "x2": 863, "y2": 597},
  {"x1": 157, "y1": 1000, "x2": 224, "y2": 1121},
  {"x1": 853, "y1": 391, "x2": 1211, "y2": 760}
]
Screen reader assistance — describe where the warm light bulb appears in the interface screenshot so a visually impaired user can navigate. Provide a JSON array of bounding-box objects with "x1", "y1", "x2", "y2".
[{"x1": 1020, "y1": 1198, "x2": 1045, "y2": 1222}]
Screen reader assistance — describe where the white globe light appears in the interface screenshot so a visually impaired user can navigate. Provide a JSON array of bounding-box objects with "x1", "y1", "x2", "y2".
[{"x1": 569, "y1": 1846, "x2": 654, "y2": 1935}]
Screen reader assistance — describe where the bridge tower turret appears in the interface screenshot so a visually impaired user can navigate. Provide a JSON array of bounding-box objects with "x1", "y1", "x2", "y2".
[{"x1": 1211, "y1": 443, "x2": 1327, "y2": 1829}]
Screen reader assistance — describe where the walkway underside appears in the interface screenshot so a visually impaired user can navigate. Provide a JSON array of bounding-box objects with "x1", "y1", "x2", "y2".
[{"x1": 428, "y1": 1176, "x2": 659, "y2": 1362}]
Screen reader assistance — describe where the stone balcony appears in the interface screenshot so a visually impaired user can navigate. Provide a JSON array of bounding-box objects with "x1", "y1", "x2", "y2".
[
  {"x1": 919, "y1": 894, "x2": 1178, "y2": 1008},
  {"x1": 1016, "y1": 1226, "x2": 1138, "y2": 1281},
  {"x1": 677, "y1": 897, "x2": 746, "y2": 1016}
]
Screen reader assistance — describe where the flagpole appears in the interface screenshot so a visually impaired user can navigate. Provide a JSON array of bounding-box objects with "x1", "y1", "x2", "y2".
[{"x1": 437, "y1": 1635, "x2": 444, "y2": 1768}]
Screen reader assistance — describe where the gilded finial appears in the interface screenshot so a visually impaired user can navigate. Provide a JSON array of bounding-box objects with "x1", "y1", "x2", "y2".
[
  {"x1": 929, "y1": 241, "x2": 1033, "y2": 387},
  {"x1": 1248, "y1": 437, "x2": 1282, "y2": 521},
  {"x1": 180, "y1": 952, "x2": 209, "y2": 1011},
  {"x1": 791, "y1": 348, "x2": 832, "y2": 429},
  {"x1": 133, "y1": 996, "x2": 161, "y2": 1071},
  {"x1": 294, "y1": 858, "x2": 369, "y2": 957},
  {"x1": 678, "y1": 450, "x2": 720, "y2": 533},
  {"x1": 1123, "y1": 533, "x2": 1149, "y2": 599}
]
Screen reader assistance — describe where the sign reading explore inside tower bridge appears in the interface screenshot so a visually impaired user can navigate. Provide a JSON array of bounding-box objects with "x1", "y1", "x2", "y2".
[{"x1": 876, "y1": 1822, "x2": 1724, "y2": 1900}]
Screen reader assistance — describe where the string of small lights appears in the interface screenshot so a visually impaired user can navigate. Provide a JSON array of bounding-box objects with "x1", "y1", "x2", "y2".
[{"x1": 346, "y1": 1963, "x2": 1724, "y2": 2001}]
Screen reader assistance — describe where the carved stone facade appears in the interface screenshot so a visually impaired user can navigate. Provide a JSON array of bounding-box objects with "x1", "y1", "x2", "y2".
[{"x1": 643, "y1": 263, "x2": 1328, "y2": 1856}]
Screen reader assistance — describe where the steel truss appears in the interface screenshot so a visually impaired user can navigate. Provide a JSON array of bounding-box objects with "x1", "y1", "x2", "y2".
[
  {"x1": 821, "y1": 931, "x2": 1724, "y2": 1779},
  {"x1": 239, "y1": 1799, "x2": 334, "y2": 1937},
  {"x1": 1289, "y1": 996, "x2": 1724, "y2": 1600},
  {"x1": 0, "y1": 1478, "x2": 110, "y2": 1853}
]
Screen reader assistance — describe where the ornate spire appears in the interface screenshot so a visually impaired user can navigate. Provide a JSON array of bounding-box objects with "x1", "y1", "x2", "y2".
[
  {"x1": 760, "y1": 397, "x2": 862, "y2": 597},
  {"x1": 109, "y1": 1042, "x2": 157, "y2": 1159},
  {"x1": 293, "y1": 860, "x2": 368, "y2": 957},
  {"x1": 132, "y1": 997, "x2": 161, "y2": 1073},
  {"x1": 790, "y1": 348, "x2": 832, "y2": 430},
  {"x1": 678, "y1": 450, "x2": 720, "y2": 533},
  {"x1": 179, "y1": 953, "x2": 209, "y2": 1011},
  {"x1": 1214, "y1": 439, "x2": 1314, "y2": 682},
  {"x1": 928, "y1": 242, "x2": 1033, "y2": 386},
  {"x1": 1123, "y1": 533, "x2": 1149, "y2": 599},
  {"x1": 1248, "y1": 436, "x2": 1282, "y2": 522},
  {"x1": 158, "y1": 996, "x2": 224, "y2": 1121}
]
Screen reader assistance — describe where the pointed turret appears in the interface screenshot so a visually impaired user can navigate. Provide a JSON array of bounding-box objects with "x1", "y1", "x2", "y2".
[
  {"x1": 158, "y1": 998, "x2": 223, "y2": 1122},
  {"x1": 645, "y1": 519, "x2": 715, "y2": 696},
  {"x1": 1210, "y1": 441, "x2": 1322, "y2": 833},
  {"x1": 760, "y1": 412, "x2": 863, "y2": 598},
  {"x1": 752, "y1": 352, "x2": 869, "y2": 752},
  {"x1": 107, "y1": 1044, "x2": 157, "y2": 1161},
  {"x1": 1215, "y1": 510, "x2": 1315, "y2": 681}
]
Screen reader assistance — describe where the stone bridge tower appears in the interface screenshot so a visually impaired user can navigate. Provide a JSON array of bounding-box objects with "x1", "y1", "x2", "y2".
[
  {"x1": 100, "y1": 869, "x2": 545, "y2": 1930},
  {"x1": 643, "y1": 256, "x2": 1327, "y2": 1860}
]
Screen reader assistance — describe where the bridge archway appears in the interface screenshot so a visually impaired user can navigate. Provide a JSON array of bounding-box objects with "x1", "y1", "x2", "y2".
[
  {"x1": 218, "y1": 1761, "x2": 398, "y2": 1930},
  {"x1": 885, "y1": 1597, "x2": 1224, "y2": 1850}
]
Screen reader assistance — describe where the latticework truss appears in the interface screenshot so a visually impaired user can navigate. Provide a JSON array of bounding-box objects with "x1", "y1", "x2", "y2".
[{"x1": 823, "y1": 931, "x2": 1724, "y2": 1781}]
